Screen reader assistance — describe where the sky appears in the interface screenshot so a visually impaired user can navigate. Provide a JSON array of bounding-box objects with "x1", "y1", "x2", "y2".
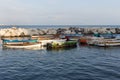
[{"x1": 0, "y1": 0, "x2": 120, "y2": 25}]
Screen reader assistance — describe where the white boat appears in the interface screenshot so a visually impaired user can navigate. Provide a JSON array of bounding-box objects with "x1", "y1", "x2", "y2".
[
  {"x1": 94, "y1": 35, "x2": 120, "y2": 47},
  {"x1": 94, "y1": 39, "x2": 120, "y2": 47},
  {"x1": 3, "y1": 43, "x2": 43, "y2": 49},
  {"x1": 2, "y1": 38, "x2": 42, "y2": 49},
  {"x1": 87, "y1": 37, "x2": 104, "y2": 45}
]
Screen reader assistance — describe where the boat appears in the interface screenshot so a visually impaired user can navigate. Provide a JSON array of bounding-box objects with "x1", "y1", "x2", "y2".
[
  {"x1": 86, "y1": 37, "x2": 104, "y2": 45},
  {"x1": 79, "y1": 37, "x2": 87, "y2": 44},
  {"x1": 2, "y1": 39, "x2": 42, "y2": 49},
  {"x1": 91, "y1": 34, "x2": 120, "y2": 47},
  {"x1": 94, "y1": 39, "x2": 120, "y2": 47},
  {"x1": 86, "y1": 32, "x2": 111, "y2": 45},
  {"x1": 46, "y1": 40, "x2": 77, "y2": 49},
  {"x1": 3, "y1": 43, "x2": 42, "y2": 49}
]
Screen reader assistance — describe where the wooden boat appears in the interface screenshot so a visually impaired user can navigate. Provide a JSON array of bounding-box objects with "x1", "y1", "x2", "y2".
[
  {"x1": 2, "y1": 39, "x2": 41, "y2": 49},
  {"x1": 94, "y1": 39, "x2": 120, "y2": 47},
  {"x1": 3, "y1": 43, "x2": 42, "y2": 49},
  {"x1": 46, "y1": 40, "x2": 77, "y2": 49},
  {"x1": 90, "y1": 34, "x2": 120, "y2": 47},
  {"x1": 86, "y1": 37, "x2": 104, "y2": 45},
  {"x1": 79, "y1": 37, "x2": 87, "y2": 44},
  {"x1": 87, "y1": 33, "x2": 116, "y2": 46}
]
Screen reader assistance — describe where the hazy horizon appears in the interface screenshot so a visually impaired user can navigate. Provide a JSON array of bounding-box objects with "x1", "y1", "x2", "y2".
[{"x1": 0, "y1": 0, "x2": 120, "y2": 25}]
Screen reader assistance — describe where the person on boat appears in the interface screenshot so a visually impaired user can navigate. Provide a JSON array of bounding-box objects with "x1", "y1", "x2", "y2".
[{"x1": 65, "y1": 36, "x2": 69, "y2": 41}]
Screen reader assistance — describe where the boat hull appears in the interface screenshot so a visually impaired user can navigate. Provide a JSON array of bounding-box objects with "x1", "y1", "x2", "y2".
[
  {"x1": 95, "y1": 43, "x2": 120, "y2": 47},
  {"x1": 95, "y1": 39, "x2": 120, "y2": 47},
  {"x1": 3, "y1": 43, "x2": 42, "y2": 49}
]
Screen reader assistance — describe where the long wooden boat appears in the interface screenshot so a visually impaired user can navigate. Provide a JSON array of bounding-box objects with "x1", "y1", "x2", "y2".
[
  {"x1": 2, "y1": 39, "x2": 41, "y2": 49},
  {"x1": 46, "y1": 40, "x2": 77, "y2": 49},
  {"x1": 94, "y1": 39, "x2": 120, "y2": 47},
  {"x1": 3, "y1": 42, "x2": 42, "y2": 49}
]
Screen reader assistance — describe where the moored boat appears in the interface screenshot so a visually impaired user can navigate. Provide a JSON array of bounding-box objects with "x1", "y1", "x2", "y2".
[
  {"x1": 46, "y1": 40, "x2": 77, "y2": 49},
  {"x1": 94, "y1": 39, "x2": 120, "y2": 47},
  {"x1": 91, "y1": 34, "x2": 120, "y2": 47},
  {"x1": 3, "y1": 43, "x2": 42, "y2": 49},
  {"x1": 2, "y1": 39, "x2": 42, "y2": 49},
  {"x1": 86, "y1": 37, "x2": 103, "y2": 45},
  {"x1": 79, "y1": 37, "x2": 87, "y2": 44}
]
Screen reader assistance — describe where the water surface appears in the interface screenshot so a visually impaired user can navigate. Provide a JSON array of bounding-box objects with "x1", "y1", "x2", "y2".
[{"x1": 0, "y1": 45, "x2": 120, "y2": 80}]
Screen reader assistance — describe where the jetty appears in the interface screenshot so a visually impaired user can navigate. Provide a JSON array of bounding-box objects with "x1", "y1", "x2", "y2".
[
  {"x1": 1, "y1": 27, "x2": 120, "y2": 50},
  {"x1": 0, "y1": 27, "x2": 120, "y2": 37}
]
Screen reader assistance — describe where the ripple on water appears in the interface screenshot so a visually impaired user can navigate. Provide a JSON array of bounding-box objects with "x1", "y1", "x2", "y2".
[{"x1": 0, "y1": 45, "x2": 120, "y2": 80}]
